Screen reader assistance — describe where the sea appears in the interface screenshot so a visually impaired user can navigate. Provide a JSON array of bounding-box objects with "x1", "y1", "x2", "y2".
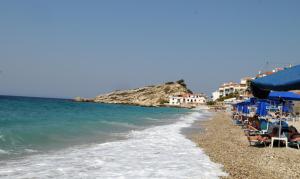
[{"x1": 0, "y1": 95, "x2": 226, "y2": 178}]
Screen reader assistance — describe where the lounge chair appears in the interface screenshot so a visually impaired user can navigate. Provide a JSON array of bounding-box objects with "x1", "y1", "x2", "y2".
[
  {"x1": 287, "y1": 126, "x2": 300, "y2": 149},
  {"x1": 246, "y1": 127, "x2": 279, "y2": 147},
  {"x1": 246, "y1": 134, "x2": 270, "y2": 147},
  {"x1": 289, "y1": 141, "x2": 300, "y2": 149},
  {"x1": 244, "y1": 118, "x2": 270, "y2": 136}
]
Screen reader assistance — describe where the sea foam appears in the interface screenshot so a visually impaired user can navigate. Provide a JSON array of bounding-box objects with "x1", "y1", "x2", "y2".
[{"x1": 0, "y1": 111, "x2": 227, "y2": 179}]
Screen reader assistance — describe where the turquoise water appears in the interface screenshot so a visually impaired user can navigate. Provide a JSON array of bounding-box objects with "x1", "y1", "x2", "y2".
[
  {"x1": 0, "y1": 96, "x2": 228, "y2": 178},
  {"x1": 0, "y1": 95, "x2": 188, "y2": 159}
]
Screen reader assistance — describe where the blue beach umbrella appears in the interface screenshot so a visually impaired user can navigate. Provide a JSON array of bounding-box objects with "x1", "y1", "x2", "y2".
[
  {"x1": 249, "y1": 97, "x2": 257, "y2": 105},
  {"x1": 236, "y1": 100, "x2": 250, "y2": 114},
  {"x1": 267, "y1": 91, "x2": 300, "y2": 139},
  {"x1": 256, "y1": 100, "x2": 270, "y2": 116},
  {"x1": 237, "y1": 104, "x2": 243, "y2": 112},
  {"x1": 241, "y1": 99, "x2": 251, "y2": 114},
  {"x1": 251, "y1": 65, "x2": 300, "y2": 99},
  {"x1": 268, "y1": 91, "x2": 300, "y2": 101},
  {"x1": 268, "y1": 91, "x2": 300, "y2": 113},
  {"x1": 282, "y1": 103, "x2": 291, "y2": 113},
  {"x1": 242, "y1": 104, "x2": 250, "y2": 114}
]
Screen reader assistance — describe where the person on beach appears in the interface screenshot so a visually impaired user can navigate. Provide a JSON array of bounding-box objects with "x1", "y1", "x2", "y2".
[
  {"x1": 247, "y1": 127, "x2": 279, "y2": 143},
  {"x1": 288, "y1": 126, "x2": 300, "y2": 142},
  {"x1": 247, "y1": 114, "x2": 260, "y2": 130}
]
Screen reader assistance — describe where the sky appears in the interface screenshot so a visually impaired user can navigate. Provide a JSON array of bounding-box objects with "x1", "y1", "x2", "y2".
[{"x1": 0, "y1": 0, "x2": 300, "y2": 98}]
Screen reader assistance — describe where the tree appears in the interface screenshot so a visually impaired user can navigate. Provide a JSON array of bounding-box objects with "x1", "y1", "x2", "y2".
[
  {"x1": 176, "y1": 79, "x2": 185, "y2": 85},
  {"x1": 217, "y1": 92, "x2": 240, "y2": 102},
  {"x1": 206, "y1": 101, "x2": 216, "y2": 105}
]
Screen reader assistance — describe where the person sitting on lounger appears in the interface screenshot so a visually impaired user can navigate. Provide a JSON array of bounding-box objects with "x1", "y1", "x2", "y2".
[
  {"x1": 247, "y1": 127, "x2": 279, "y2": 143},
  {"x1": 246, "y1": 114, "x2": 260, "y2": 131},
  {"x1": 288, "y1": 126, "x2": 300, "y2": 142}
]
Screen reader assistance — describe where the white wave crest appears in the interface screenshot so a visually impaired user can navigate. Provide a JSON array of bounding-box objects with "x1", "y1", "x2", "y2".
[
  {"x1": 101, "y1": 120, "x2": 141, "y2": 129},
  {"x1": 24, "y1": 149, "x2": 38, "y2": 153},
  {"x1": 0, "y1": 149, "x2": 10, "y2": 155}
]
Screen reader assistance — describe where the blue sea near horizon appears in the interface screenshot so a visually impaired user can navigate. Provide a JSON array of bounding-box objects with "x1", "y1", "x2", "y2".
[{"x1": 0, "y1": 95, "x2": 188, "y2": 159}]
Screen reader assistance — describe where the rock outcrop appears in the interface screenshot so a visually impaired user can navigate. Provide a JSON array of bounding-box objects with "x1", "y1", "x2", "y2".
[
  {"x1": 74, "y1": 97, "x2": 94, "y2": 102},
  {"x1": 75, "y1": 80, "x2": 191, "y2": 107}
]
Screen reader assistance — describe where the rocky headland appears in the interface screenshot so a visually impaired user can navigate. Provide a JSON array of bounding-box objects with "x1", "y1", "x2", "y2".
[{"x1": 74, "y1": 80, "x2": 192, "y2": 107}]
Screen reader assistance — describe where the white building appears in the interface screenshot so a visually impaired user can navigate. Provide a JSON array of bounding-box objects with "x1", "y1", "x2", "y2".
[
  {"x1": 212, "y1": 77, "x2": 253, "y2": 101},
  {"x1": 212, "y1": 91, "x2": 220, "y2": 101},
  {"x1": 223, "y1": 98, "x2": 239, "y2": 105},
  {"x1": 169, "y1": 96, "x2": 183, "y2": 105},
  {"x1": 169, "y1": 93, "x2": 207, "y2": 106},
  {"x1": 211, "y1": 66, "x2": 291, "y2": 101}
]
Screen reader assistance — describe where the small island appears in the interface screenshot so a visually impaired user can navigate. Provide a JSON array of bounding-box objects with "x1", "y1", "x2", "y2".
[{"x1": 74, "y1": 80, "x2": 206, "y2": 108}]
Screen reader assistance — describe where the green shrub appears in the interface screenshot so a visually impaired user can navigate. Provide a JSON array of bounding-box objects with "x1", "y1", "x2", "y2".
[
  {"x1": 165, "y1": 81, "x2": 174, "y2": 85},
  {"x1": 158, "y1": 98, "x2": 169, "y2": 104},
  {"x1": 217, "y1": 92, "x2": 239, "y2": 101},
  {"x1": 176, "y1": 79, "x2": 185, "y2": 84},
  {"x1": 206, "y1": 101, "x2": 216, "y2": 105}
]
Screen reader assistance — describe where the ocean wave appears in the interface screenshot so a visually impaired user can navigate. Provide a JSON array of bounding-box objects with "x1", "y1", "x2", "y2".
[
  {"x1": 100, "y1": 120, "x2": 142, "y2": 129},
  {"x1": 0, "y1": 111, "x2": 227, "y2": 178},
  {"x1": 144, "y1": 117, "x2": 159, "y2": 121},
  {"x1": 0, "y1": 149, "x2": 10, "y2": 155},
  {"x1": 0, "y1": 135, "x2": 5, "y2": 142},
  {"x1": 24, "y1": 149, "x2": 38, "y2": 153}
]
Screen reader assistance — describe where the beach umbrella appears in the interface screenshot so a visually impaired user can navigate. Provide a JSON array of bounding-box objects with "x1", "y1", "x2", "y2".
[
  {"x1": 237, "y1": 104, "x2": 243, "y2": 112},
  {"x1": 251, "y1": 64, "x2": 300, "y2": 140},
  {"x1": 268, "y1": 91, "x2": 300, "y2": 101},
  {"x1": 242, "y1": 104, "x2": 250, "y2": 114},
  {"x1": 256, "y1": 100, "x2": 270, "y2": 116},
  {"x1": 236, "y1": 101, "x2": 246, "y2": 112},
  {"x1": 266, "y1": 91, "x2": 300, "y2": 139},
  {"x1": 236, "y1": 100, "x2": 249, "y2": 116},
  {"x1": 249, "y1": 97, "x2": 257, "y2": 105},
  {"x1": 251, "y1": 65, "x2": 300, "y2": 99}
]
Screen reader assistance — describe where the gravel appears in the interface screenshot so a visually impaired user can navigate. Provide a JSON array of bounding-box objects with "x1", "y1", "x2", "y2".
[{"x1": 189, "y1": 112, "x2": 300, "y2": 179}]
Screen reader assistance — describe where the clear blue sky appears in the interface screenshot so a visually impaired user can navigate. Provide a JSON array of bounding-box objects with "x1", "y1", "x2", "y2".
[{"x1": 0, "y1": 0, "x2": 299, "y2": 98}]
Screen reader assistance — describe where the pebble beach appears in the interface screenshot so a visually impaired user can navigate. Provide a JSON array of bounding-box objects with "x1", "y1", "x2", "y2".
[{"x1": 189, "y1": 112, "x2": 300, "y2": 179}]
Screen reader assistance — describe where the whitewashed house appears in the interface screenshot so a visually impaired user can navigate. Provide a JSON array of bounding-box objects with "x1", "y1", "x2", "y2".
[
  {"x1": 169, "y1": 96, "x2": 183, "y2": 105},
  {"x1": 169, "y1": 93, "x2": 206, "y2": 106},
  {"x1": 212, "y1": 91, "x2": 220, "y2": 101}
]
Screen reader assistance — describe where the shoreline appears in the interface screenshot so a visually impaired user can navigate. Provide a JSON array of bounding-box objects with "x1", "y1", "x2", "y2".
[
  {"x1": 188, "y1": 112, "x2": 300, "y2": 179},
  {"x1": 73, "y1": 100, "x2": 199, "y2": 109}
]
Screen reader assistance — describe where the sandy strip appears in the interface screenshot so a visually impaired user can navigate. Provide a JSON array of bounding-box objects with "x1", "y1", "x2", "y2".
[{"x1": 189, "y1": 112, "x2": 300, "y2": 179}]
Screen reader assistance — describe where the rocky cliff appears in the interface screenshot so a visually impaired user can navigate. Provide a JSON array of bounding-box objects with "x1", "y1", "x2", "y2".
[{"x1": 75, "y1": 80, "x2": 191, "y2": 107}]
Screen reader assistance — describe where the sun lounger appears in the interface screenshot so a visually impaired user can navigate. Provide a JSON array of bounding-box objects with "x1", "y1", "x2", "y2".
[
  {"x1": 246, "y1": 134, "x2": 271, "y2": 147},
  {"x1": 286, "y1": 126, "x2": 300, "y2": 149},
  {"x1": 288, "y1": 141, "x2": 300, "y2": 149},
  {"x1": 247, "y1": 136, "x2": 270, "y2": 147}
]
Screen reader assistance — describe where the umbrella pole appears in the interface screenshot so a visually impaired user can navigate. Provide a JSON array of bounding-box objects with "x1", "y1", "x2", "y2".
[
  {"x1": 279, "y1": 102, "x2": 284, "y2": 147},
  {"x1": 266, "y1": 120, "x2": 269, "y2": 134},
  {"x1": 279, "y1": 109, "x2": 282, "y2": 147}
]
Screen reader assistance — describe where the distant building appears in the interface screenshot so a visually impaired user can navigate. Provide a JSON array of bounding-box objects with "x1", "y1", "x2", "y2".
[
  {"x1": 223, "y1": 98, "x2": 240, "y2": 105},
  {"x1": 212, "y1": 91, "x2": 220, "y2": 101},
  {"x1": 212, "y1": 77, "x2": 253, "y2": 101},
  {"x1": 169, "y1": 93, "x2": 207, "y2": 106},
  {"x1": 256, "y1": 65, "x2": 291, "y2": 78},
  {"x1": 211, "y1": 65, "x2": 292, "y2": 101}
]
